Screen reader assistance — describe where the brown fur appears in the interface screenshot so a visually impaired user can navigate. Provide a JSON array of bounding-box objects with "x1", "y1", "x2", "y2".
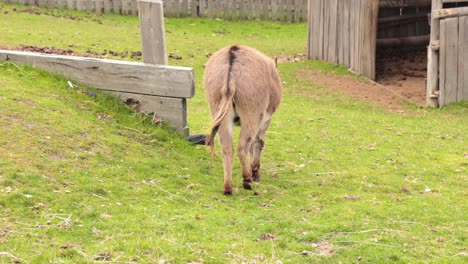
[{"x1": 204, "y1": 45, "x2": 282, "y2": 195}]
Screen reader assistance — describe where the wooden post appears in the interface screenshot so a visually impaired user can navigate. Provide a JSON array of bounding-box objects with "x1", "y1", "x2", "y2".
[
  {"x1": 426, "y1": 0, "x2": 442, "y2": 107},
  {"x1": 138, "y1": 0, "x2": 190, "y2": 135},
  {"x1": 138, "y1": 0, "x2": 168, "y2": 65}
]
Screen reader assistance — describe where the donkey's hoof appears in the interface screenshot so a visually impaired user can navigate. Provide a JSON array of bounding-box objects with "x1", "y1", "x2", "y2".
[
  {"x1": 224, "y1": 190, "x2": 232, "y2": 195},
  {"x1": 243, "y1": 181, "x2": 253, "y2": 190},
  {"x1": 253, "y1": 172, "x2": 260, "y2": 182}
]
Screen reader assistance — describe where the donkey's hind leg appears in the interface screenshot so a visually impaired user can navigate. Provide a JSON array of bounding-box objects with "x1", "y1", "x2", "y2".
[
  {"x1": 217, "y1": 117, "x2": 234, "y2": 195},
  {"x1": 237, "y1": 117, "x2": 260, "y2": 190},
  {"x1": 251, "y1": 114, "x2": 272, "y2": 182}
]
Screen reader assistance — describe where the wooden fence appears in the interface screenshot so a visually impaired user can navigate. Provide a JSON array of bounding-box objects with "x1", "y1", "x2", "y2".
[
  {"x1": 307, "y1": 0, "x2": 379, "y2": 80},
  {"x1": 427, "y1": 0, "x2": 468, "y2": 107},
  {"x1": 0, "y1": 0, "x2": 195, "y2": 135},
  {"x1": 1, "y1": 0, "x2": 309, "y2": 22}
]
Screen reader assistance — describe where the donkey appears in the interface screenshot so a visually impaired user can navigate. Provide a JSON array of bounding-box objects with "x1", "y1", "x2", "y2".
[{"x1": 204, "y1": 45, "x2": 282, "y2": 195}]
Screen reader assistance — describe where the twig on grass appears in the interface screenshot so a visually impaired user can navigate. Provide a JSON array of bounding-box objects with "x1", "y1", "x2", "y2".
[
  {"x1": 122, "y1": 126, "x2": 149, "y2": 137},
  {"x1": 334, "y1": 240, "x2": 398, "y2": 248},
  {"x1": 0, "y1": 252, "x2": 27, "y2": 263}
]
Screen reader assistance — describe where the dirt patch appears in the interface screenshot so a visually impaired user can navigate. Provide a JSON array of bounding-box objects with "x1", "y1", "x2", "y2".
[
  {"x1": 0, "y1": 45, "x2": 142, "y2": 60},
  {"x1": 376, "y1": 47, "x2": 427, "y2": 106},
  {"x1": 299, "y1": 69, "x2": 408, "y2": 111},
  {"x1": 301, "y1": 47, "x2": 427, "y2": 111}
]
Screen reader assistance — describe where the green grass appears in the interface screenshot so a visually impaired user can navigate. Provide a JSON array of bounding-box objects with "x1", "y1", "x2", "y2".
[{"x1": 1, "y1": 3, "x2": 467, "y2": 263}]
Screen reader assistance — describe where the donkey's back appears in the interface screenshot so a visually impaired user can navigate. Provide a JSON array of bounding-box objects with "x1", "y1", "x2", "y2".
[{"x1": 204, "y1": 45, "x2": 282, "y2": 195}]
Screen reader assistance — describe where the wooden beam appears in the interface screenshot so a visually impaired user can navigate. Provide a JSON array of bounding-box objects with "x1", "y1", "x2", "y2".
[
  {"x1": 0, "y1": 49, "x2": 195, "y2": 98},
  {"x1": 379, "y1": 0, "x2": 431, "y2": 8},
  {"x1": 433, "y1": 7, "x2": 468, "y2": 19},
  {"x1": 377, "y1": 34, "x2": 430, "y2": 47}
]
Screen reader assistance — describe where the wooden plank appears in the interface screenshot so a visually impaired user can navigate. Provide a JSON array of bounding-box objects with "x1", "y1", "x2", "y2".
[
  {"x1": 279, "y1": 0, "x2": 284, "y2": 21},
  {"x1": 323, "y1": 0, "x2": 329, "y2": 60},
  {"x1": 308, "y1": 0, "x2": 319, "y2": 59},
  {"x1": 328, "y1": 0, "x2": 338, "y2": 63},
  {"x1": 461, "y1": 16, "x2": 468, "y2": 101},
  {"x1": 248, "y1": 0, "x2": 253, "y2": 20},
  {"x1": 112, "y1": 92, "x2": 188, "y2": 135},
  {"x1": 302, "y1": 0, "x2": 308, "y2": 22},
  {"x1": 174, "y1": 0, "x2": 180, "y2": 17},
  {"x1": 337, "y1": 0, "x2": 344, "y2": 65},
  {"x1": 433, "y1": 7, "x2": 468, "y2": 20},
  {"x1": 458, "y1": 16, "x2": 466, "y2": 102},
  {"x1": 199, "y1": 0, "x2": 206, "y2": 17},
  {"x1": 442, "y1": 17, "x2": 459, "y2": 105},
  {"x1": 439, "y1": 19, "x2": 447, "y2": 105},
  {"x1": 239, "y1": 0, "x2": 245, "y2": 19},
  {"x1": 343, "y1": 0, "x2": 350, "y2": 67},
  {"x1": 263, "y1": 0, "x2": 269, "y2": 20},
  {"x1": 317, "y1": 0, "x2": 324, "y2": 59},
  {"x1": 103, "y1": 0, "x2": 111, "y2": 13},
  {"x1": 232, "y1": 0, "x2": 238, "y2": 20},
  {"x1": 224, "y1": 0, "x2": 230, "y2": 20},
  {"x1": 0, "y1": 50, "x2": 195, "y2": 98},
  {"x1": 286, "y1": 0, "x2": 292, "y2": 23},
  {"x1": 180, "y1": 0, "x2": 189, "y2": 17},
  {"x1": 138, "y1": 0, "x2": 168, "y2": 65},
  {"x1": 66, "y1": 0, "x2": 75, "y2": 10},
  {"x1": 349, "y1": 0, "x2": 356, "y2": 69},
  {"x1": 191, "y1": 0, "x2": 198, "y2": 17},
  {"x1": 254, "y1": 0, "x2": 260, "y2": 20},
  {"x1": 271, "y1": 0, "x2": 278, "y2": 20},
  {"x1": 112, "y1": 0, "x2": 120, "y2": 14},
  {"x1": 426, "y1": 0, "x2": 442, "y2": 107}
]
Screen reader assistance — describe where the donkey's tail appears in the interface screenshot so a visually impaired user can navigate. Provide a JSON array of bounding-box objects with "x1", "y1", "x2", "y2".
[
  {"x1": 205, "y1": 46, "x2": 239, "y2": 154},
  {"x1": 205, "y1": 79, "x2": 236, "y2": 154}
]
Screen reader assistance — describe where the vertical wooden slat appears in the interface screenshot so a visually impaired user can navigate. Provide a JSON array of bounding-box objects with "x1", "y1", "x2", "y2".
[
  {"x1": 138, "y1": 0, "x2": 168, "y2": 65},
  {"x1": 112, "y1": 0, "x2": 120, "y2": 14},
  {"x1": 427, "y1": 0, "x2": 442, "y2": 107},
  {"x1": 248, "y1": 0, "x2": 253, "y2": 20},
  {"x1": 349, "y1": 0, "x2": 355, "y2": 70},
  {"x1": 199, "y1": 0, "x2": 206, "y2": 17},
  {"x1": 271, "y1": 0, "x2": 278, "y2": 21},
  {"x1": 439, "y1": 19, "x2": 447, "y2": 105},
  {"x1": 232, "y1": 0, "x2": 238, "y2": 20},
  {"x1": 263, "y1": 0, "x2": 269, "y2": 20},
  {"x1": 224, "y1": 0, "x2": 230, "y2": 20},
  {"x1": 318, "y1": 0, "x2": 324, "y2": 59},
  {"x1": 181, "y1": 0, "x2": 188, "y2": 17},
  {"x1": 337, "y1": 0, "x2": 343, "y2": 65},
  {"x1": 239, "y1": 0, "x2": 245, "y2": 19},
  {"x1": 279, "y1": 0, "x2": 284, "y2": 21},
  {"x1": 328, "y1": 0, "x2": 338, "y2": 63},
  {"x1": 461, "y1": 17, "x2": 468, "y2": 101},
  {"x1": 285, "y1": 0, "x2": 290, "y2": 22},
  {"x1": 302, "y1": 0, "x2": 308, "y2": 22},
  {"x1": 308, "y1": 0, "x2": 320, "y2": 59},
  {"x1": 443, "y1": 17, "x2": 459, "y2": 105},
  {"x1": 323, "y1": 0, "x2": 329, "y2": 61},
  {"x1": 172, "y1": 0, "x2": 180, "y2": 17},
  {"x1": 342, "y1": 0, "x2": 349, "y2": 67},
  {"x1": 103, "y1": 0, "x2": 111, "y2": 13},
  {"x1": 191, "y1": 0, "x2": 198, "y2": 17},
  {"x1": 95, "y1": 0, "x2": 103, "y2": 14}
]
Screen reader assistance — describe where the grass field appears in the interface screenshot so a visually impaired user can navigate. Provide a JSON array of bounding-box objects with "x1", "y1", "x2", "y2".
[{"x1": 0, "y1": 3, "x2": 467, "y2": 263}]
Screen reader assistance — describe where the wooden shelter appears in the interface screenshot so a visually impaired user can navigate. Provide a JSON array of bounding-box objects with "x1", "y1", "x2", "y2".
[{"x1": 307, "y1": 0, "x2": 468, "y2": 107}]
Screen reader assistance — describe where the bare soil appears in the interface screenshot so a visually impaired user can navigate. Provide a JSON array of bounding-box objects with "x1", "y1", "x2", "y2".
[{"x1": 300, "y1": 47, "x2": 428, "y2": 111}]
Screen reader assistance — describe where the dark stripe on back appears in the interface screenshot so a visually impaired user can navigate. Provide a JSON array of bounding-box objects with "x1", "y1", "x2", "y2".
[{"x1": 226, "y1": 45, "x2": 239, "y2": 97}]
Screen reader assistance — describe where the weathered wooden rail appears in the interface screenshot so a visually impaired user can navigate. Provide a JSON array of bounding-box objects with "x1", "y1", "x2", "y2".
[
  {"x1": 0, "y1": 0, "x2": 309, "y2": 22},
  {"x1": 0, "y1": 0, "x2": 195, "y2": 134}
]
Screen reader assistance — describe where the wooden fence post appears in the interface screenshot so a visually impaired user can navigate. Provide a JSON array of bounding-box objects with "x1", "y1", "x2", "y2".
[
  {"x1": 426, "y1": 0, "x2": 442, "y2": 107},
  {"x1": 138, "y1": 0, "x2": 168, "y2": 65}
]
